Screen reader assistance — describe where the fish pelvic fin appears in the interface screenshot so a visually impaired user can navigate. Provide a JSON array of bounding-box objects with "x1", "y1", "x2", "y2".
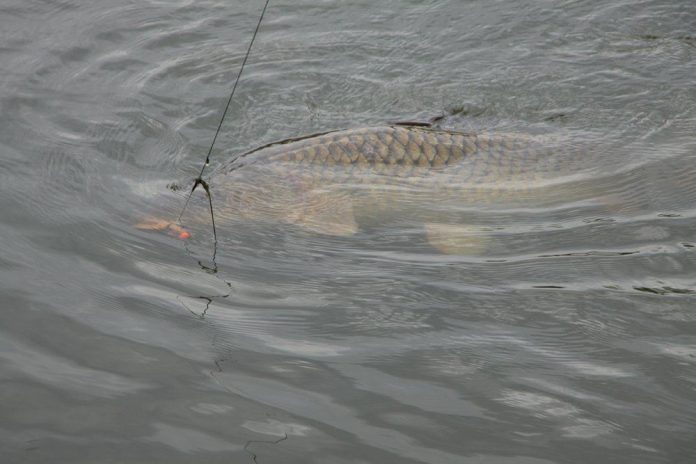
[{"x1": 424, "y1": 223, "x2": 488, "y2": 255}]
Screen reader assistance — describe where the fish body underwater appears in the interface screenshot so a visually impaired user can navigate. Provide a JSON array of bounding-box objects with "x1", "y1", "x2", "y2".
[{"x1": 140, "y1": 124, "x2": 598, "y2": 253}]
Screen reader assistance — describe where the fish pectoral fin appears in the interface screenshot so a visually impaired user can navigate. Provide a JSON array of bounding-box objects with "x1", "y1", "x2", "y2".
[
  {"x1": 292, "y1": 191, "x2": 358, "y2": 237},
  {"x1": 424, "y1": 223, "x2": 488, "y2": 255},
  {"x1": 596, "y1": 193, "x2": 628, "y2": 214}
]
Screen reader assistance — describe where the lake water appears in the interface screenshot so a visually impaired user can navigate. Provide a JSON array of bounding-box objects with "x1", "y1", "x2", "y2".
[{"x1": 1, "y1": 0, "x2": 695, "y2": 463}]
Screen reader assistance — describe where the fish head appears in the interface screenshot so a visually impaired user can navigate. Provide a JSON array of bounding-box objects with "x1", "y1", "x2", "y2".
[{"x1": 132, "y1": 183, "x2": 194, "y2": 240}]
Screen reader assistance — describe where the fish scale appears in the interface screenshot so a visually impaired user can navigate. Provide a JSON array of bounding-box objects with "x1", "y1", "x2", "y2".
[{"x1": 219, "y1": 125, "x2": 587, "y2": 208}]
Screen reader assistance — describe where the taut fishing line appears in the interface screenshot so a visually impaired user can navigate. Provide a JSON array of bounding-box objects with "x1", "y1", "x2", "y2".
[
  {"x1": 178, "y1": 0, "x2": 272, "y2": 242},
  {"x1": 173, "y1": 0, "x2": 271, "y2": 317}
]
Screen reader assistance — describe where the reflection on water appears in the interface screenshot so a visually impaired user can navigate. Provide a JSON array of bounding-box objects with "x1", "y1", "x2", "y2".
[{"x1": 1, "y1": 0, "x2": 695, "y2": 462}]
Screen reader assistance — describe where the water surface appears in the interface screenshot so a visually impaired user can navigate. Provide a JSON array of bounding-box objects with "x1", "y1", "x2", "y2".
[{"x1": 1, "y1": 0, "x2": 695, "y2": 463}]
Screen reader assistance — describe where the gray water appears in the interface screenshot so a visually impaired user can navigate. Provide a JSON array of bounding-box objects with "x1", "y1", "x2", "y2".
[{"x1": 2, "y1": 0, "x2": 696, "y2": 463}]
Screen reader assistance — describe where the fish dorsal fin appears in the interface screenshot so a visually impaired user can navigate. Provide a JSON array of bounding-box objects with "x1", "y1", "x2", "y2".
[
  {"x1": 390, "y1": 113, "x2": 445, "y2": 128},
  {"x1": 238, "y1": 129, "x2": 342, "y2": 159}
]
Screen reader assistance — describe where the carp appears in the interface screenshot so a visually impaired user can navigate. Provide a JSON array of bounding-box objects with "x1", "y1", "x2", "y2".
[{"x1": 137, "y1": 124, "x2": 593, "y2": 253}]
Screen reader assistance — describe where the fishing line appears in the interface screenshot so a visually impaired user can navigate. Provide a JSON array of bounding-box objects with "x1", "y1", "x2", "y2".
[
  {"x1": 174, "y1": 0, "x2": 271, "y2": 314},
  {"x1": 178, "y1": 0, "x2": 271, "y2": 227}
]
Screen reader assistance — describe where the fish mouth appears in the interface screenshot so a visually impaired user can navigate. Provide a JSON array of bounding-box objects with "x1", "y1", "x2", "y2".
[{"x1": 134, "y1": 217, "x2": 190, "y2": 240}]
